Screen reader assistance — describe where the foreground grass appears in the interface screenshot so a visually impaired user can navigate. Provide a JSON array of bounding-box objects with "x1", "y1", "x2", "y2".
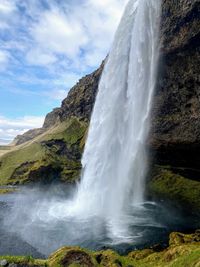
[{"x1": 0, "y1": 231, "x2": 200, "y2": 267}]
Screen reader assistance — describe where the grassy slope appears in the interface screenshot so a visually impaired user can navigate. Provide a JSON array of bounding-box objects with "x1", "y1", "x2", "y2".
[
  {"x1": 0, "y1": 232, "x2": 199, "y2": 267},
  {"x1": 0, "y1": 145, "x2": 13, "y2": 157},
  {"x1": 148, "y1": 166, "x2": 200, "y2": 213},
  {"x1": 0, "y1": 117, "x2": 88, "y2": 185}
]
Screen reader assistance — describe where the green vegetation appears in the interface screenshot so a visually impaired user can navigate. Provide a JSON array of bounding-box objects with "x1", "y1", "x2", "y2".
[
  {"x1": 0, "y1": 231, "x2": 199, "y2": 267},
  {"x1": 0, "y1": 117, "x2": 88, "y2": 186},
  {"x1": 0, "y1": 146, "x2": 12, "y2": 158},
  {"x1": 0, "y1": 188, "x2": 18, "y2": 194},
  {"x1": 0, "y1": 146, "x2": 11, "y2": 150},
  {"x1": 148, "y1": 166, "x2": 200, "y2": 213},
  {"x1": 0, "y1": 255, "x2": 47, "y2": 266}
]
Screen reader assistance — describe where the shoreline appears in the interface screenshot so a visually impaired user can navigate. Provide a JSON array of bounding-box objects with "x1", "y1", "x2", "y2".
[{"x1": 0, "y1": 231, "x2": 199, "y2": 267}]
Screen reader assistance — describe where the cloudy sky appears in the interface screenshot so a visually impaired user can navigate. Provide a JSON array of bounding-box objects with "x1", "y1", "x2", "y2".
[{"x1": 0, "y1": 0, "x2": 128, "y2": 144}]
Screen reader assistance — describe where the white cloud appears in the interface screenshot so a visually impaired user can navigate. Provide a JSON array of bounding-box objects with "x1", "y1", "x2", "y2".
[
  {"x1": 26, "y1": 49, "x2": 58, "y2": 66},
  {"x1": 0, "y1": 0, "x2": 129, "y2": 143},
  {"x1": 0, "y1": 115, "x2": 45, "y2": 144},
  {"x1": 0, "y1": 0, "x2": 16, "y2": 15},
  {"x1": 30, "y1": 9, "x2": 88, "y2": 58},
  {"x1": 0, "y1": 0, "x2": 129, "y2": 78},
  {"x1": 0, "y1": 50, "x2": 10, "y2": 70},
  {"x1": 26, "y1": 0, "x2": 128, "y2": 68},
  {"x1": 45, "y1": 89, "x2": 68, "y2": 101},
  {"x1": 0, "y1": 0, "x2": 17, "y2": 29},
  {"x1": 0, "y1": 115, "x2": 44, "y2": 129},
  {"x1": 53, "y1": 72, "x2": 80, "y2": 88}
]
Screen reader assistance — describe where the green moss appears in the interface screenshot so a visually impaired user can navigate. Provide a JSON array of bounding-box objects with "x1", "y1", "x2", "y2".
[
  {"x1": 0, "y1": 145, "x2": 11, "y2": 150},
  {"x1": 148, "y1": 167, "x2": 200, "y2": 212},
  {"x1": 0, "y1": 232, "x2": 200, "y2": 267},
  {"x1": 0, "y1": 188, "x2": 18, "y2": 194},
  {"x1": 48, "y1": 246, "x2": 98, "y2": 267},
  {"x1": 44, "y1": 118, "x2": 87, "y2": 145},
  {"x1": 0, "y1": 142, "x2": 46, "y2": 185},
  {"x1": 0, "y1": 255, "x2": 47, "y2": 266},
  {"x1": 0, "y1": 118, "x2": 87, "y2": 186},
  {"x1": 60, "y1": 168, "x2": 81, "y2": 183}
]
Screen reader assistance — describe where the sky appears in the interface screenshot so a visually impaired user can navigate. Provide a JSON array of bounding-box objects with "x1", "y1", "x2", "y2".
[{"x1": 0, "y1": 0, "x2": 128, "y2": 144}]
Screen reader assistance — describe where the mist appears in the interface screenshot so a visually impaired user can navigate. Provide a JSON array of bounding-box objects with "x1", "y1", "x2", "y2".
[{"x1": 1, "y1": 184, "x2": 194, "y2": 257}]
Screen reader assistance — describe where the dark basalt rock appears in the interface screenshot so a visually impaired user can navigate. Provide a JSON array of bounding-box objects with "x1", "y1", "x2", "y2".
[
  {"x1": 149, "y1": 1, "x2": 200, "y2": 204},
  {"x1": 61, "y1": 250, "x2": 94, "y2": 267},
  {"x1": 60, "y1": 61, "x2": 104, "y2": 122}
]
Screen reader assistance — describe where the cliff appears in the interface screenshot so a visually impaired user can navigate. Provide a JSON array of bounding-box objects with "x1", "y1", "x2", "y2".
[
  {"x1": 0, "y1": 0, "x2": 199, "y2": 213},
  {"x1": 148, "y1": 0, "x2": 200, "y2": 214}
]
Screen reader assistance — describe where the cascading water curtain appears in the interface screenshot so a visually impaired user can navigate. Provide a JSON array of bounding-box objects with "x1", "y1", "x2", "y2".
[{"x1": 69, "y1": 0, "x2": 161, "y2": 238}]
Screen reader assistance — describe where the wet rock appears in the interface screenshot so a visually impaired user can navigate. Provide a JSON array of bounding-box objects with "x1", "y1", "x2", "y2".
[
  {"x1": 147, "y1": 166, "x2": 200, "y2": 214},
  {"x1": 0, "y1": 260, "x2": 8, "y2": 266},
  {"x1": 8, "y1": 264, "x2": 17, "y2": 267},
  {"x1": 49, "y1": 247, "x2": 97, "y2": 267},
  {"x1": 169, "y1": 230, "x2": 200, "y2": 246}
]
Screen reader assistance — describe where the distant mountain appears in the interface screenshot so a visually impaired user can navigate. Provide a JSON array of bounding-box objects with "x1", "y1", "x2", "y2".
[{"x1": 0, "y1": 138, "x2": 12, "y2": 145}]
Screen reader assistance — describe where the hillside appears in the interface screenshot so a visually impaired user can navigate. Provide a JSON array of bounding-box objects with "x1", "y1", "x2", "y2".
[{"x1": 0, "y1": 63, "x2": 103, "y2": 185}]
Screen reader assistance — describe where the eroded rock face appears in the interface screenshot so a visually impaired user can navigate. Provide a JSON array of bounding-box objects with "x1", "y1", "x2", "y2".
[
  {"x1": 161, "y1": 0, "x2": 200, "y2": 53},
  {"x1": 152, "y1": 0, "x2": 200, "y2": 144},
  {"x1": 148, "y1": 0, "x2": 200, "y2": 210},
  {"x1": 149, "y1": 0, "x2": 200, "y2": 184},
  {"x1": 60, "y1": 61, "x2": 104, "y2": 122},
  {"x1": 43, "y1": 108, "x2": 61, "y2": 128}
]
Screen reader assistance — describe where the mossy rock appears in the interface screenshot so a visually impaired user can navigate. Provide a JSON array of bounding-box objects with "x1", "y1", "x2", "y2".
[
  {"x1": 169, "y1": 230, "x2": 200, "y2": 246},
  {"x1": 0, "y1": 232, "x2": 200, "y2": 267},
  {"x1": 0, "y1": 255, "x2": 47, "y2": 266},
  {"x1": 48, "y1": 247, "x2": 98, "y2": 267},
  {"x1": 0, "y1": 188, "x2": 18, "y2": 194},
  {"x1": 148, "y1": 166, "x2": 200, "y2": 214}
]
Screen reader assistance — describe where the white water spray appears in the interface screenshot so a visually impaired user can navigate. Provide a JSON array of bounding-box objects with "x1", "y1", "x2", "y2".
[
  {"x1": 70, "y1": 0, "x2": 161, "y2": 222},
  {"x1": 24, "y1": 0, "x2": 162, "y2": 242}
]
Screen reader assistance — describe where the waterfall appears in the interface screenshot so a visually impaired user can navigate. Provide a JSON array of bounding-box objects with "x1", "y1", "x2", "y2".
[
  {"x1": 68, "y1": 0, "x2": 161, "y2": 236},
  {"x1": 1, "y1": 0, "x2": 163, "y2": 252}
]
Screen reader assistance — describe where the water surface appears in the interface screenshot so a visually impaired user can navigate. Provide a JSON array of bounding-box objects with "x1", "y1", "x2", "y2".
[{"x1": 0, "y1": 186, "x2": 199, "y2": 258}]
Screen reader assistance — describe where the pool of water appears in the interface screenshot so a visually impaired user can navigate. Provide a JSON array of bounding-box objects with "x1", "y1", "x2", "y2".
[{"x1": 0, "y1": 185, "x2": 199, "y2": 258}]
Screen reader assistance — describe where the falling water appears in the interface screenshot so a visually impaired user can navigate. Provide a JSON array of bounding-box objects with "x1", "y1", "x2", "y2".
[
  {"x1": 71, "y1": 0, "x2": 161, "y2": 220},
  {"x1": 2, "y1": 1, "x2": 198, "y2": 256},
  {"x1": 4, "y1": 0, "x2": 162, "y2": 251}
]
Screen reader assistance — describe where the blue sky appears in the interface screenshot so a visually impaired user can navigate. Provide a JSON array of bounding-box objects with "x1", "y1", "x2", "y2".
[{"x1": 0, "y1": 0, "x2": 127, "y2": 144}]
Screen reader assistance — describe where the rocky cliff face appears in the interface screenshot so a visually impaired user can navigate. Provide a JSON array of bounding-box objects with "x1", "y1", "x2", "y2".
[
  {"x1": 60, "y1": 61, "x2": 104, "y2": 122},
  {"x1": 151, "y1": 0, "x2": 200, "y2": 163},
  {"x1": 148, "y1": 0, "x2": 200, "y2": 213}
]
